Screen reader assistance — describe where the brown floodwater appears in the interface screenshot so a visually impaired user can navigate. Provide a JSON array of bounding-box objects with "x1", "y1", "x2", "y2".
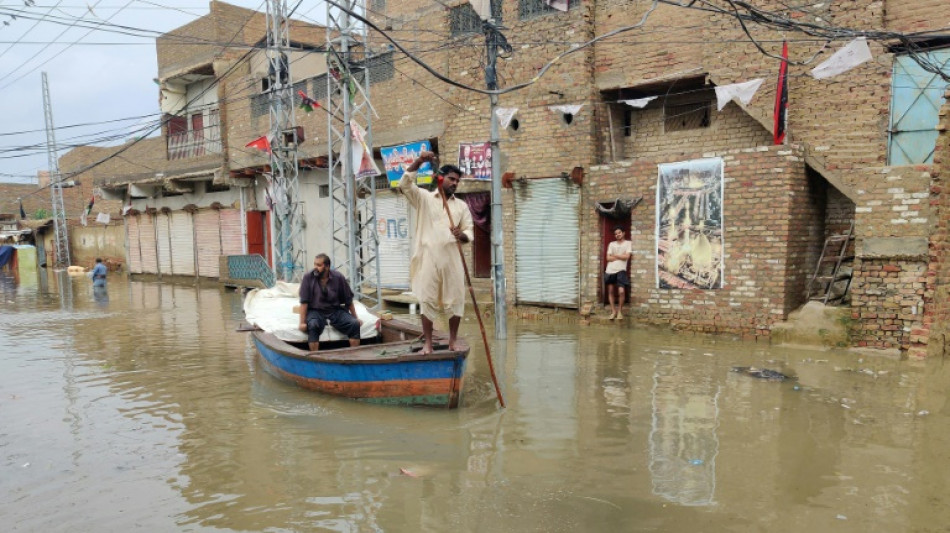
[{"x1": 2, "y1": 271, "x2": 950, "y2": 532}]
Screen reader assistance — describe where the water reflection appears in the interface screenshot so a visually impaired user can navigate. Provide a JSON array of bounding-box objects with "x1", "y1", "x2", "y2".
[
  {"x1": 649, "y1": 358, "x2": 720, "y2": 506},
  {"x1": 3, "y1": 274, "x2": 950, "y2": 531}
]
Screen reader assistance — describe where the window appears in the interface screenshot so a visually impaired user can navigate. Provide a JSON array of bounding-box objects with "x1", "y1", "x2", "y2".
[
  {"x1": 370, "y1": 0, "x2": 385, "y2": 11},
  {"x1": 664, "y1": 101, "x2": 711, "y2": 132},
  {"x1": 319, "y1": 184, "x2": 330, "y2": 198},
  {"x1": 888, "y1": 49, "x2": 950, "y2": 165},
  {"x1": 451, "y1": 0, "x2": 502, "y2": 36},
  {"x1": 519, "y1": 0, "x2": 579, "y2": 20},
  {"x1": 364, "y1": 51, "x2": 394, "y2": 84}
]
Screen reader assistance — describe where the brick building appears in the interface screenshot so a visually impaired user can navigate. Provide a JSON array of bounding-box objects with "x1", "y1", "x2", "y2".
[
  {"x1": 58, "y1": 0, "x2": 950, "y2": 355},
  {"x1": 358, "y1": 0, "x2": 949, "y2": 355}
]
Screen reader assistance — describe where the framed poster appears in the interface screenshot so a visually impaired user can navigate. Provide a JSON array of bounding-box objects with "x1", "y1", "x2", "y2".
[
  {"x1": 656, "y1": 158, "x2": 724, "y2": 290},
  {"x1": 458, "y1": 141, "x2": 492, "y2": 181}
]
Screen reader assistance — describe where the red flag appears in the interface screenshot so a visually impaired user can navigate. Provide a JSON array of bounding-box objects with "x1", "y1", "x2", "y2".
[
  {"x1": 245, "y1": 136, "x2": 272, "y2": 154},
  {"x1": 297, "y1": 90, "x2": 320, "y2": 113},
  {"x1": 773, "y1": 41, "x2": 789, "y2": 145}
]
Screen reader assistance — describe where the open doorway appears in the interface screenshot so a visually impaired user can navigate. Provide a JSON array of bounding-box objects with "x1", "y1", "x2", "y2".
[{"x1": 599, "y1": 203, "x2": 632, "y2": 306}]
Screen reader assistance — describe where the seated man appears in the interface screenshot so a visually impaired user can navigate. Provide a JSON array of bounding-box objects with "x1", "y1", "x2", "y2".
[{"x1": 297, "y1": 253, "x2": 362, "y2": 352}]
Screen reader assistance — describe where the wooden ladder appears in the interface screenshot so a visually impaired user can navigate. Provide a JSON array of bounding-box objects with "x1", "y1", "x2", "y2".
[{"x1": 807, "y1": 222, "x2": 855, "y2": 304}]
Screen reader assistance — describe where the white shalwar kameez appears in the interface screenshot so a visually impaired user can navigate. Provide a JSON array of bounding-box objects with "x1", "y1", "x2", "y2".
[{"x1": 399, "y1": 171, "x2": 474, "y2": 321}]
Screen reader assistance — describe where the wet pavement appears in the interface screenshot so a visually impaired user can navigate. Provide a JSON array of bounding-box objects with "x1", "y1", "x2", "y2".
[{"x1": 2, "y1": 271, "x2": 950, "y2": 532}]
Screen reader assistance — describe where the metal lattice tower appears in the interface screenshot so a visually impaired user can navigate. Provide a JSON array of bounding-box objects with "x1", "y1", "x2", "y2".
[
  {"x1": 265, "y1": 0, "x2": 306, "y2": 282},
  {"x1": 42, "y1": 72, "x2": 70, "y2": 269},
  {"x1": 326, "y1": 0, "x2": 380, "y2": 306}
]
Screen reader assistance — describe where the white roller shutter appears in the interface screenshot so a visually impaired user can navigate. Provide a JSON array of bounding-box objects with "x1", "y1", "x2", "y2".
[
  {"x1": 139, "y1": 214, "x2": 158, "y2": 274},
  {"x1": 514, "y1": 178, "x2": 580, "y2": 307},
  {"x1": 195, "y1": 209, "x2": 221, "y2": 278},
  {"x1": 219, "y1": 208, "x2": 243, "y2": 256},
  {"x1": 127, "y1": 215, "x2": 142, "y2": 274},
  {"x1": 170, "y1": 210, "x2": 196, "y2": 276},
  {"x1": 156, "y1": 212, "x2": 172, "y2": 276},
  {"x1": 374, "y1": 195, "x2": 411, "y2": 289}
]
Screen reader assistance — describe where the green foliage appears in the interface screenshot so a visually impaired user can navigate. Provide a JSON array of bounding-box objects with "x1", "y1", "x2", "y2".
[{"x1": 32, "y1": 208, "x2": 49, "y2": 219}]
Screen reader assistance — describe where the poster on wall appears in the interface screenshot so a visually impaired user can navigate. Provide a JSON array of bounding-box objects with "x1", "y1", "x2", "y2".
[
  {"x1": 655, "y1": 157, "x2": 724, "y2": 290},
  {"x1": 381, "y1": 140, "x2": 433, "y2": 188},
  {"x1": 458, "y1": 141, "x2": 492, "y2": 181}
]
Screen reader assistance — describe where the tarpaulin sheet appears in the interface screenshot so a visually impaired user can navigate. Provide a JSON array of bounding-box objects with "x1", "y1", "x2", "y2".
[{"x1": 0, "y1": 246, "x2": 14, "y2": 269}]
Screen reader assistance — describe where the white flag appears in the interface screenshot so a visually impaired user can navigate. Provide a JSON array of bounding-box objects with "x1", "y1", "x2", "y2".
[
  {"x1": 810, "y1": 37, "x2": 872, "y2": 80},
  {"x1": 620, "y1": 97, "x2": 657, "y2": 109},
  {"x1": 96, "y1": 212, "x2": 110, "y2": 224},
  {"x1": 469, "y1": 0, "x2": 491, "y2": 19},
  {"x1": 714, "y1": 78, "x2": 764, "y2": 111},
  {"x1": 544, "y1": 0, "x2": 568, "y2": 11},
  {"x1": 80, "y1": 212, "x2": 88, "y2": 227},
  {"x1": 549, "y1": 104, "x2": 583, "y2": 115},
  {"x1": 495, "y1": 107, "x2": 518, "y2": 129}
]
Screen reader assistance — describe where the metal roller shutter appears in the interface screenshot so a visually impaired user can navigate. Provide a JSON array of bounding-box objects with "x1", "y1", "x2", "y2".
[
  {"x1": 170, "y1": 210, "x2": 196, "y2": 276},
  {"x1": 139, "y1": 214, "x2": 158, "y2": 274},
  {"x1": 374, "y1": 195, "x2": 411, "y2": 289},
  {"x1": 219, "y1": 208, "x2": 244, "y2": 256},
  {"x1": 514, "y1": 178, "x2": 580, "y2": 307},
  {"x1": 156, "y1": 212, "x2": 172, "y2": 276},
  {"x1": 194, "y1": 209, "x2": 221, "y2": 277},
  {"x1": 127, "y1": 215, "x2": 142, "y2": 274}
]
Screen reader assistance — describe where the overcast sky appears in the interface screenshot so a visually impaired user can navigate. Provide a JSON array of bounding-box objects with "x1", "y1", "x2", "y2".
[{"x1": 0, "y1": 0, "x2": 328, "y2": 184}]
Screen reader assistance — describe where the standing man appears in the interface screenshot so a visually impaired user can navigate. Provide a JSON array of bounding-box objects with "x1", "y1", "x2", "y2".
[
  {"x1": 605, "y1": 226, "x2": 632, "y2": 320},
  {"x1": 297, "y1": 253, "x2": 363, "y2": 352},
  {"x1": 91, "y1": 257, "x2": 108, "y2": 288},
  {"x1": 400, "y1": 151, "x2": 474, "y2": 355}
]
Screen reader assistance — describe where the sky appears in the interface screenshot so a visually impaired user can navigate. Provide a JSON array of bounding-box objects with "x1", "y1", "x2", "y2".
[{"x1": 0, "y1": 0, "x2": 328, "y2": 184}]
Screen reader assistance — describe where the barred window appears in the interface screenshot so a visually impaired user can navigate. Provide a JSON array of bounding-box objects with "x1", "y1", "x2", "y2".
[
  {"x1": 450, "y1": 0, "x2": 502, "y2": 36},
  {"x1": 519, "y1": 0, "x2": 579, "y2": 20},
  {"x1": 370, "y1": 0, "x2": 385, "y2": 11},
  {"x1": 310, "y1": 74, "x2": 328, "y2": 101},
  {"x1": 364, "y1": 51, "x2": 394, "y2": 84},
  {"x1": 664, "y1": 101, "x2": 711, "y2": 132},
  {"x1": 251, "y1": 92, "x2": 268, "y2": 118}
]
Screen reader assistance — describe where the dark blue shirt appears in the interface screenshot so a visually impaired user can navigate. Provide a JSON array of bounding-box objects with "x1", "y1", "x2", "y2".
[{"x1": 299, "y1": 269, "x2": 354, "y2": 313}]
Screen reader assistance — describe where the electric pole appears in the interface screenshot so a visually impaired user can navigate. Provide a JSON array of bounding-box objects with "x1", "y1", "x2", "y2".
[
  {"x1": 484, "y1": 20, "x2": 511, "y2": 339},
  {"x1": 265, "y1": 0, "x2": 306, "y2": 282},
  {"x1": 42, "y1": 72, "x2": 70, "y2": 270},
  {"x1": 326, "y1": 0, "x2": 381, "y2": 307}
]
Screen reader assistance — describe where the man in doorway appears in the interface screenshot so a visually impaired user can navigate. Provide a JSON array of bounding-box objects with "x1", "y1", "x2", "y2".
[
  {"x1": 297, "y1": 253, "x2": 363, "y2": 352},
  {"x1": 605, "y1": 226, "x2": 632, "y2": 320},
  {"x1": 400, "y1": 150, "x2": 474, "y2": 355}
]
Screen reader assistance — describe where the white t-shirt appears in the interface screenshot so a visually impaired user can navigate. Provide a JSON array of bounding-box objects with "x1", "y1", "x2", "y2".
[{"x1": 605, "y1": 240, "x2": 632, "y2": 274}]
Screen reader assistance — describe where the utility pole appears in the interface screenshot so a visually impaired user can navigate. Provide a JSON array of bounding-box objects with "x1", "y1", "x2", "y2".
[
  {"x1": 265, "y1": 0, "x2": 306, "y2": 282},
  {"x1": 42, "y1": 72, "x2": 70, "y2": 270},
  {"x1": 326, "y1": 0, "x2": 381, "y2": 307},
  {"x1": 483, "y1": 20, "x2": 511, "y2": 339}
]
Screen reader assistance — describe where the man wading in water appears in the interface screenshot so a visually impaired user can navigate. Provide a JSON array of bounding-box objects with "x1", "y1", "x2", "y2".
[{"x1": 399, "y1": 151, "x2": 473, "y2": 355}]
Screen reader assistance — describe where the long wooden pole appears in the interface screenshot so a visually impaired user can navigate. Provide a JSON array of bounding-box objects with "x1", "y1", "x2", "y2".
[{"x1": 437, "y1": 178, "x2": 506, "y2": 408}]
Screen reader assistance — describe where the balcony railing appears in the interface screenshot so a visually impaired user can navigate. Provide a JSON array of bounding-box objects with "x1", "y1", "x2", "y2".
[{"x1": 167, "y1": 123, "x2": 222, "y2": 161}]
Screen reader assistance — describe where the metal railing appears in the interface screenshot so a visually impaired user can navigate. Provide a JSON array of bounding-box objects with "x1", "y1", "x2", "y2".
[
  {"x1": 167, "y1": 123, "x2": 222, "y2": 160},
  {"x1": 224, "y1": 254, "x2": 276, "y2": 288}
]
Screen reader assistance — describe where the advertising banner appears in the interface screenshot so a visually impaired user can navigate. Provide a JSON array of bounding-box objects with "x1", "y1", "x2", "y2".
[
  {"x1": 381, "y1": 140, "x2": 433, "y2": 187},
  {"x1": 458, "y1": 141, "x2": 492, "y2": 181}
]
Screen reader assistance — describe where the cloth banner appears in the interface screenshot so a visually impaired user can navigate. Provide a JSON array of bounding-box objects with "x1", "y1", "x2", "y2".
[
  {"x1": 80, "y1": 212, "x2": 88, "y2": 227},
  {"x1": 544, "y1": 0, "x2": 568, "y2": 11},
  {"x1": 495, "y1": 107, "x2": 518, "y2": 130},
  {"x1": 463, "y1": 191, "x2": 491, "y2": 232},
  {"x1": 714, "y1": 78, "x2": 764, "y2": 111},
  {"x1": 774, "y1": 41, "x2": 789, "y2": 145},
  {"x1": 96, "y1": 212, "x2": 110, "y2": 224},
  {"x1": 811, "y1": 37, "x2": 872, "y2": 80},
  {"x1": 620, "y1": 97, "x2": 657, "y2": 109},
  {"x1": 350, "y1": 120, "x2": 382, "y2": 180},
  {"x1": 381, "y1": 140, "x2": 433, "y2": 187},
  {"x1": 549, "y1": 104, "x2": 583, "y2": 115},
  {"x1": 459, "y1": 141, "x2": 492, "y2": 181},
  {"x1": 470, "y1": 0, "x2": 491, "y2": 19}
]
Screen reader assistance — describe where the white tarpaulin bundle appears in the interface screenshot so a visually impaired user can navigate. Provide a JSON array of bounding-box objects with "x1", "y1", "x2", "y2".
[
  {"x1": 714, "y1": 78, "x2": 764, "y2": 111},
  {"x1": 243, "y1": 281, "x2": 378, "y2": 343},
  {"x1": 810, "y1": 37, "x2": 873, "y2": 80}
]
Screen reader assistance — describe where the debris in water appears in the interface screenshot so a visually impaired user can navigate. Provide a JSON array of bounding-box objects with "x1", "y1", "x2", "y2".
[
  {"x1": 917, "y1": 410, "x2": 930, "y2": 417},
  {"x1": 730, "y1": 367, "x2": 794, "y2": 381},
  {"x1": 689, "y1": 459, "x2": 704, "y2": 466},
  {"x1": 399, "y1": 468, "x2": 419, "y2": 477},
  {"x1": 836, "y1": 514, "x2": 847, "y2": 520}
]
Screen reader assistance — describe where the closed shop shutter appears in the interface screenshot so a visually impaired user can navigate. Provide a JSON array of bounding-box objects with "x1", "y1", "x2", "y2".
[
  {"x1": 127, "y1": 215, "x2": 142, "y2": 274},
  {"x1": 514, "y1": 178, "x2": 580, "y2": 307},
  {"x1": 139, "y1": 214, "x2": 158, "y2": 274},
  {"x1": 195, "y1": 209, "x2": 221, "y2": 277},
  {"x1": 170, "y1": 210, "x2": 196, "y2": 276},
  {"x1": 373, "y1": 195, "x2": 411, "y2": 289},
  {"x1": 156, "y1": 212, "x2": 173, "y2": 276},
  {"x1": 219, "y1": 208, "x2": 244, "y2": 256}
]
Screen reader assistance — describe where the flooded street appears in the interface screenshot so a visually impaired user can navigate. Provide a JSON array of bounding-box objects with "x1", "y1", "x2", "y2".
[{"x1": 2, "y1": 273, "x2": 950, "y2": 532}]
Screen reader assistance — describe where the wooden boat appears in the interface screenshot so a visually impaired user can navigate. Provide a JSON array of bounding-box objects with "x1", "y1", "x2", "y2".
[{"x1": 250, "y1": 318, "x2": 469, "y2": 408}]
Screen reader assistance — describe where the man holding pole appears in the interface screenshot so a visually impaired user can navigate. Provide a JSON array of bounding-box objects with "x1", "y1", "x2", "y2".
[{"x1": 399, "y1": 150, "x2": 473, "y2": 355}]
